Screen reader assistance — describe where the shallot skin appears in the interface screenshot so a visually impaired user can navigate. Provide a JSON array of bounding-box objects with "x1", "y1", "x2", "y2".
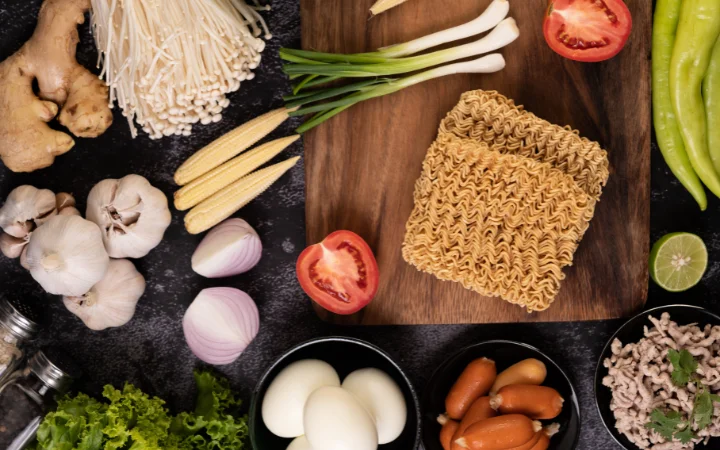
[{"x1": 191, "y1": 218, "x2": 262, "y2": 278}]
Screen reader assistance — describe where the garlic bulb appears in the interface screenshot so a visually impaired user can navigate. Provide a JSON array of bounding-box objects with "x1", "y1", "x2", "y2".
[
  {"x1": 191, "y1": 218, "x2": 262, "y2": 278},
  {"x1": 0, "y1": 185, "x2": 57, "y2": 238},
  {"x1": 86, "y1": 175, "x2": 171, "y2": 258},
  {"x1": 63, "y1": 259, "x2": 146, "y2": 330},
  {"x1": 25, "y1": 215, "x2": 110, "y2": 296}
]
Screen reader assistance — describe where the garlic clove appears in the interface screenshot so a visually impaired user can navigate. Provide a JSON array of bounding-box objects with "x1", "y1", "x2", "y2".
[
  {"x1": 58, "y1": 206, "x2": 81, "y2": 217},
  {"x1": 25, "y1": 215, "x2": 109, "y2": 296},
  {"x1": 0, "y1": 185, "x2": 57, "y2": 238},
  {"x1": 191, "y1": 218, "x2": 262, "y2": 278},
  {"x1": 86, "y1": 175, "x2": 172, "y2": 258},
  {"x1": 0, "y1": 232, "x2": 27, "y2": 259},
  {"x1": 63, "y1": 259, "x2": 146, "y2": 330},
  {"x1": 56, "y1": 193, "x2": 76, "y2": 210}
]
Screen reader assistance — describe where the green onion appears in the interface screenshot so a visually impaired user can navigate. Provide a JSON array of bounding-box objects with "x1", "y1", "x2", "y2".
[
  {"x1": 377, "y1": 0, "x2": 509, "y2": 57},
  {"x1": 294, "y1": 54, "x2": 506, "y2": 133},
  {"x1": 283, "y1": 1, "x2": 519, "y2": 134},
  {"x1": 286, "y1": 79, "x2": 390, "y2": 108},
  {"x1": 280, "y1": 0, "x2": 509, "y2": 64},
  {"x1": 281, "y1": 18, "x2": 519, "y2": 78}
]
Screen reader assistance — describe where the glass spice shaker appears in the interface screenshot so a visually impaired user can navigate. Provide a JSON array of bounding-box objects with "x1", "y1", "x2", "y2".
[
  {"x1": 0, "y1": 348, "x2": 81, "y2": 449},
  {"x1": 0, "y1": 298, "x2": 40, "y2": 386}
]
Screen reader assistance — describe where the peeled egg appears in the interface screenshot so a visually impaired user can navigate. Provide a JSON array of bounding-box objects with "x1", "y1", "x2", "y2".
[
  {"x1": 304, "y1": 386, "x2": 378, "y2": 450},
  {"x1": 262, "y1": 359, "x2": 340, "y2": 438},
  {"x1": 342, "y1": 368, "x2": 407, "y2": 444},
  {"x1": 287, "y1": 436, "x2": 313, "y2": 450}
]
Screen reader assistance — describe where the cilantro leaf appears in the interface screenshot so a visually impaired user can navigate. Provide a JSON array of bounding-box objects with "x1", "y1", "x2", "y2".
[
  {"x1": 674, "y1": 426, "x2": 694, "y2": 444},
  {"x1": 693, "y1": 390, "x2": 718, "y2": 430},
  {"x1": 646, "y1": 409, "x2": 686, "y2": 441},
  {"x1": 668, "y1": 349, "x2": 698, "y2": 386}
]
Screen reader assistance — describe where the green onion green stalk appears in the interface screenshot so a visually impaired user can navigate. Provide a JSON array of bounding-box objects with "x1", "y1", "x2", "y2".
[{"x1": 293, "y1": 54, "x2": 506, "y2": 133}]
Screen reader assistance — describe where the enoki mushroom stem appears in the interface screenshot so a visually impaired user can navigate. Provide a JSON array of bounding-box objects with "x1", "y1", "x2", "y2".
[{"x1": 90, "y1": 0, "x2": 271, "y2": 139}]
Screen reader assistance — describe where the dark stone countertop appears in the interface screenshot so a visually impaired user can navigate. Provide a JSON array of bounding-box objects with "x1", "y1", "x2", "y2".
[{"x1": 1, "y1": 1, "x2": 719, "y2": 449}]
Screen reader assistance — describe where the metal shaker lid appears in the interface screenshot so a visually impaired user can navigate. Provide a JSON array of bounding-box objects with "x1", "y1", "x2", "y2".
[
  {"x1": 27, "y1": 348, "x2": 81, "y2": 394},
  {"x1": 0, "y1": 298, "x2": 40, "y2": 341}
]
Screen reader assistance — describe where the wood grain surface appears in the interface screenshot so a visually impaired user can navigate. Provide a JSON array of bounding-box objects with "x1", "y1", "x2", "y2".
[{"x1": 301, "y1": 0, "x2": 651, "y2": 325}]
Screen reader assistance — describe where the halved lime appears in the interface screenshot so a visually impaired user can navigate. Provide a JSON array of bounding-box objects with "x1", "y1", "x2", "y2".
[{"x1": 649, "y1": 232, "x2": 708, "y2": 292}]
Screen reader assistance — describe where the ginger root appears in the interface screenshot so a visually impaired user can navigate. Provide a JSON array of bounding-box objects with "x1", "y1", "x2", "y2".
[{"x1": 0, "y1": 0, "x2": 112, "y2": 173}]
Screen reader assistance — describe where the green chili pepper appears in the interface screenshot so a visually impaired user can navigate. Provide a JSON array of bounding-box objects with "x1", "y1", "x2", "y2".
[
  {"x1": 670, "y1": 0, "x2": 720, "y2": 198},
  {"x1": 653, "y1": 0, "x2": 707, "y2": 210},
  {"x1": 704, "y1": 38, "x2": 720, "y2": 178}
]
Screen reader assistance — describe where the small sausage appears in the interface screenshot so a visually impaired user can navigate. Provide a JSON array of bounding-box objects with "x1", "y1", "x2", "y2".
[
  {"x1": 451, "y1": 397, "x2": 497, "y2": 450},
  {"x1": 489, "y1": 385, "x2": 563, "y2": 420},
  {"x1": 438, "y1": 415, "x2": 461, "y2": 450},
  {"x1": 446, "y1": 358, "x2": 497, "y2": 419},
  {"x1": 454, "y1": 415, "x2": 541, "y2": 450},
  {"x1": 490, "y1": 359, "x2": 547, "y2": 395},
  {"x1": 506, "y1": 432, "x2": 543, "y2": 450},
  {"x1": 529, "y1": 433, "x2": 550, "y2": 450}
]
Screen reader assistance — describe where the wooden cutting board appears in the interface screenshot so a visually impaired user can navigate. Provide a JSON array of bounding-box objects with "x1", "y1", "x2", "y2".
[{"x1": 301, "y1": 0, "x2": 651, "y2": 325}]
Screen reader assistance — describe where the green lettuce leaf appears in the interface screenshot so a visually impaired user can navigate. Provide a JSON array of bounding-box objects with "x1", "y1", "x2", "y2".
[
  {"x1": 168, "y1": 371, "x2": 249, "y2": 449},
  {"x1": 35, "y1": 393, "x2": 106, "y2": 450},
  {"x1": 34, "y1": 371, "x2": 247, "y2": 450},
  {"x1": 102, "y1": 384, "x2": 171, "y2": 450}
]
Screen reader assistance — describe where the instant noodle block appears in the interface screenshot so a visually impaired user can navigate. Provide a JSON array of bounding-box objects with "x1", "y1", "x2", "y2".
[
  {"x1": 401, "y1": 90, "x2": 609, "y2": 311},
  {"x1": 403, "y1": 134, "x2": 596, "y2": 312}
]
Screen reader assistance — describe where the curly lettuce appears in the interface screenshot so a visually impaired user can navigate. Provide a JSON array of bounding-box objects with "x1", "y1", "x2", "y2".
[
  {"x1": 167, "y1": 371, "x2": 249, "y2": 449},
  {"x1": 33, "y1": 371, "x2": 248, "y2": 450}
]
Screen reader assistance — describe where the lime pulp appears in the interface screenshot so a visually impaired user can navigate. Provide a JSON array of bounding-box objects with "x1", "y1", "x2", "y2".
[{"x1": 649, "y1": 232, "x2": 708, "y2": 292}]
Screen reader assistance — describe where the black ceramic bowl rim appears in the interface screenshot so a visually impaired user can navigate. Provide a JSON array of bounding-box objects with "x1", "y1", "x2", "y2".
[
  {"x1": 422, "y1": 339, "x2": 581, "y2": 450},
  {"x1": 593, "y1": 304, "x2": 720, "y2": 450},
  {"x1": 248, "y1": 336, "x2": 422, "y2": 450}
]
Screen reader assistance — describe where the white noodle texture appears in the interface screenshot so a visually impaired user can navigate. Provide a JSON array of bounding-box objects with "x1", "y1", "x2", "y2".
[
  {"x1": 602, "y1": 313, "x2": 720, "y2": 450},
  {"x1": 90, "y1": 0, "x2": 271, "y2": 139}
]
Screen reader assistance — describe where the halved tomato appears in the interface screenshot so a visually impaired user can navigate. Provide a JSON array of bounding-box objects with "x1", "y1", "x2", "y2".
[
  {"x1": 543, "y1": 0, "x2": 632, "y2": 62},
  {"x1": 296, "y1": 230, "x2": 379, "y2": 315}
]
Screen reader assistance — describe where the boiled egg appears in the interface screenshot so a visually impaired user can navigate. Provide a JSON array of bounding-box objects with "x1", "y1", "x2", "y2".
[
  {"x1": 262, "y1": 359, "x2": 340, "y2": 438},
  {"x1": 304, "y1": 386, "x2": 378, "y2": 450},
  {"x1": 287, "y1": 436, "x2": 313, "y2": 450},
  {"x1": 342, "y1": 368, "x2": 407, "y2": 444}
]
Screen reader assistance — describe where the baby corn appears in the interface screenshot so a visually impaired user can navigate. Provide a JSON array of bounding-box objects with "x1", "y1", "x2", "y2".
[
  {"x1": 370, "y1": 0, "x2": 409, "y2": 15},
  {"x1": 174, "y1": 135, "x2": 300, "y2": 211},
  {"x1": 174, "y1": 107, "x2": 295, "y2": 185},
  {"x1": 185, "y1": 156, "x2": 300, "y2": 234}
]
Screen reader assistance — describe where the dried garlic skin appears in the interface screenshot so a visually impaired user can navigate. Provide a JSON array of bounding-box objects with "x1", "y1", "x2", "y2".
[
  {"x1": 63, "y1": 259, "x2": 145, "y2": 330},
  {"x1": 0, "y1": 185, "x2": 56, "y2": 238},
  {"x1": 25, "y1": 215, "x2": 109, "y2": 296},
  {"x1": 86, "y1": 174, "x2": 171, "y2": 258}
]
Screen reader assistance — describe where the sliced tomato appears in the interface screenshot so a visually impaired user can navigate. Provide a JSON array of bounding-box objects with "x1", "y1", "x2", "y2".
[
  {"x1": 543, "y1": 0, "x2": 632, "y2": 62},
  {"x1": 296, "y1": 230, "x2": 379, "y2": 315}
]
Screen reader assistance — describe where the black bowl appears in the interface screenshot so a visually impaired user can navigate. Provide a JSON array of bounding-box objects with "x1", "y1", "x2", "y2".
[
  {"x1": 422, "y1": 340, "x2": 580, "y2": 450},
  {"x1": 594, "y1": 304, "x2": 720, "y2": 450},
  {"x1": 249, "y1": 336, "x2": 421, "y2": 450}
]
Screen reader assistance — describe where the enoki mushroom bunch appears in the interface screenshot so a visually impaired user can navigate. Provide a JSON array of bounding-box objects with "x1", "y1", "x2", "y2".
[
  {"x1": 90, "y1": 0, "x2": 271, "y2": 139},
  {"x1": 603, "y1": 313, "x2": 720, "y2": 449}
]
